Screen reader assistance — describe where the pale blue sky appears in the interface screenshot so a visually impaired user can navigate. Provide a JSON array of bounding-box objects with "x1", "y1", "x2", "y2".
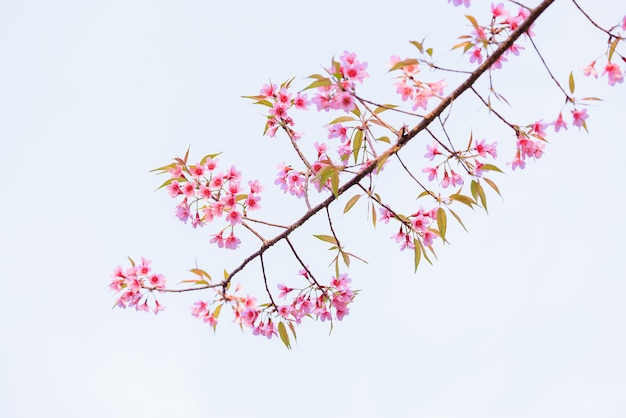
[{"x1": 1, "y1": 1, "x2": 625, "y2": 417}]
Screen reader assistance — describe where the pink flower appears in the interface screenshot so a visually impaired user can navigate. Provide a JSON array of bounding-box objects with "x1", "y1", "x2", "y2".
[
  {"x1": 424, "y1": 144, "x2": 441, "y2": 161},
  {"x1": 241, "y1": 308, "x2": 258, "y2": 326},
  {"x1": 210, "y1": 231, "x2": 225, "y2": 248},
  {"x1": 511, "y1": 152, "x2": 526, "y2": 170},
  {"x1": 260, "y1": 83, "x2": 277, "y2": 98},
  {"x1": 153, "y1": 300, "x2": 165, "y2": 315},
  {"x1": 277, "y1": 284, "x2": 293, "y2": 299},
  {"x1": 571, "y1": 108, "x2": 588, "y2": 128},
  {"x1": 166, "y1": 181, "x2": 182, "y2": 197},
  {"x1": 475, "y1": 139, "x2": 498, "y2": 158},
  {"x1": 330, "y1": 273, "x2": 351, "y2": 290},
  {"x1": 248, "y1": 179, "x2": 264, "y2": 194},
  {"x1": 552, "y1": 113, "x2": 568, "y2": 132},
  {"x1": 277, "y1": 305, "x2": 294, "y2": 318},
  {"x1": 491, "y1": 3, "x2": 508, "y2": 18},
  {"x1": 450, "y1": 170, "x2": 464, "y2": 187},
  {"x1": 379, "y1": 207, "x2": 394, "y2": 223},
  {"x1": 245, "y1": 193, "x2": 261, "y2": 210},
  {"x1": 175, "y1": 199, "x2": 190, "y2": 223},
  {"x1": 469, "y1": 48, "x2": 483, "y2": 64},
  {"x1": 148, "y1": 273, "x2": 166, "y2": 290},
  {"x1": 422, "y1": 166, "x2": 438, "y2": 182},
  {"x1": 411, "y1": 215, "x2": 429, "y2": 233},
  {"x1": 441, "y1": 171, "x2": 451, "y2": 188},
  {"x1": 622, "y1": 15, "x2": 626, "y2": 30},
  {"x1": 333, "y1": 91, "x2": 356, "y2": 112},
  {"x1": 582, "y1": 60, "x2": 598, "y2": 78},
  {"x1": 327, "y1": 124, "x2": 349, "y2": 142},
  {"x1": 226, "y1": 210, "x2": 242, "y2": 225},
  {"x1": 602, "y1": 62, "x2": 624, "y2": 86},
  {"x1": 293, "y1": 92, "x2": 310, "y2": 110},
  {"x1": 181, "y1": 182, "x2": 195, "y2": 197},
  {"x1": 530, "y1": 120, "x2": 548, "y2": 138},
  {"x1": 422, "y1": 230, "x2": 437, "y2": 247},
  {"x1": 188, "y1": 164, "x2": 205, "y2": 178},
  {"x1": 224, "y1": 233, "x2": 241, "y2": 250}
]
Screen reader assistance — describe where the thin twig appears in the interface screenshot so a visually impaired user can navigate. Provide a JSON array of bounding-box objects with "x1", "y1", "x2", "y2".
[{"x1": 260, "y1": 254, "x2": 277, "y2": 308}]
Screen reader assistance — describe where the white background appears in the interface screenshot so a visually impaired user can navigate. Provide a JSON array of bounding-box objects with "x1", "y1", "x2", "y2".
[{"x1": 1, "y1": 1, "x2": 625, "y2": 417}]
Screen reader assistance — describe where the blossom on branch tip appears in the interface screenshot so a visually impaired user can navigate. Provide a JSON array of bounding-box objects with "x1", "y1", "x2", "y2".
[
  {"x1": 583, "y1": 60, "x2": 598, "y2": 78},
  {"x1": 603, "y1": 62, "x2": 624, "y2": 86},
  {"x1": 552, "y1": 113, "x2": 568, "y2": 132},
  {"x1": 571, "y1": 108, "x2": 589, "y2": 128}
]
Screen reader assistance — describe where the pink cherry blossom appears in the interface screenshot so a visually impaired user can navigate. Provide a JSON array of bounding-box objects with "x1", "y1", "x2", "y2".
[
  {"x1": 424, "y1": 143, "x2": 441, "y2": 161},
  {"x1": 571, "y1": 108, "x2": 588, "y2": 128},
  {"x1": 166, "y1": 181, "x2": 182, "y2": 197},
  {"x1": 277, "y1": 284, "x2": 293, "y2": 299},
  {"x1": 422, "y1": 230, "x2": 437, "y2": 247},
  {"x1": 602, "y1": 62, "x2": 624, "y2": 86},
  {"x1": 583, "y1": 60, "x2": 598, "y2": 78},
  {"x1": 422, "y1": 166, "x2": 438, "y2": 182},
  {"x1": 552, "y1": 113, "x2": 568, "y2": 132},
  {"x1": 327, "y1": 123, "x2": 349, "y2": 142},
  {"x1": 175, "y1": 199, "x2": 190, "y2": 223},
  {"x1": 293, "y1": 92, "x2": 310, "y2": 110},
  {"x1": 530, "y1": 120, "x2": 548, "y2": 138},
  {"x1": 148, "y1": 273, "x2": 166, "y2": 290},
  {"x1": 491, "y1": 3, "x2": 508, "y2": 18},
  {"x1": 511, "y1": 153, "x2": 526, "y2": 170},
  {"x1": 475, "y1": 139, "x2": 498, "y2": 158},
  {"x1": 210, "y1": 231, "x2": 225, "y2": 248},
  {"x1": 469, "y1": 48, "x2": 483, "y2": 64},
  {"x1": 224, "y1": 232, "x2": 241, "y2": 250},
  {"x1": 259, "y1": 83, "x2": 277, "y2": 98}
]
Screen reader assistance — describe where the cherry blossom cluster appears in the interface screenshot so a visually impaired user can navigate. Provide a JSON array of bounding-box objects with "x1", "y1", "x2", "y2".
[
  {"x1": 255, "y1": 81, "x2": 310, "y2": 139},
  {"x1": 190, "y1": 271, "x2": 355, "y2": 340},
  {"x1": 109, "y1": 257, "x2": 166, "y2": 314},
  {"x1": 310, "y1": 51, "x2": 369, "y2": 113},
  {"x1": 155, "y1": 155, "x2": 264, "y2": 250},
  {"x1": 421, "y1": 138, "x2": 498, "y2": 187},
  {"x1": 389, "y1": 56, "x2": 447, "y2": 111},
  {"x1": 581, "y1": 15, "x2": 625, "y2": 87},
  {"x1": 457, "y1": 3, "x2": 531, "y2": 69},
  {"x1": 380, "y1": 206, "x2": 440, "y2": 251}
]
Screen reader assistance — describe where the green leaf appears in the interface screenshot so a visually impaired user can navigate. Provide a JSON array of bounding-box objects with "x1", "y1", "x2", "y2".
[
  {"x1": 470, "y1": 179, "x2": 479, "y2": 201},
  {"x1": 343, "y1": 194, "x2": 362, "y2": 213},
  {"x1": 448, "y1": 208, "x2": 468, "y2": 232},
  {"x1": 314, "y1": 234, "x2": 338, "y2": 245},
  {"x1": 437, "y1": 207, "x2": 447, "y2": 242},
  {"x1": 331, "y1": 171, "x2": 340, "y2": 197},
  {"x1": 352, "y1": 129, "x2": 363, "y2": 163},
  {"x1": 189, "y1": 268, "x2": 212, "y2": 282},
  {"x1": 568, "y1": 71, "x2": 575, "y2": 94},
  {"x1": 409, "y1": 40, "x2": 424, "y2": 53},
  {"x1": 483, "y1": 177, "x2": 501, "y2": 196},
  {"x1": 154, "y1": 176, "x2": 186, "y2": 192},
  {"x1": 371, "y1": 202, "x2": 377, "y2": 228},
  {"x1": 277, "y1": 322, "x2": 291, "y2": 350},
  {"x1": 413, "y1": 238, "x2": 422, "y2": 272},
  {"x1": 287, "y1": 321, "x2": 298, "y2": 342},
  {"x1": 451, "y1": 41, "x2": 473, "y2": 51},
  {"x1": 127, "y1": 256, "x2": 136, "y2": 267},
  {"x1": 376, "y1": 136, "x2": 391, "y2": 143},
  {"x1": 373, "y1": 105, "x2": 398, "y2": 115},
  {"x1": 449, "y1": 193, "x2": 476, "y2": 208},
  {"x1": 213, "y1": 304, "x2": 223, "y2": 319},
  {"x1": 425, "y1": 48, "x2": 433, "y2": 56},
  {"x1": 302, "y1": 78, "x2": 332, "y2": 91},
  {"x1": 328, "y1": 116, "x2": 356, "y2": 125},
  {"x1": 341, "y1": 250, "x2": 350, "y2": 267},
  {"x1": 608, "y1": 37, "x2": 619, "y2": 62},
  {"x1": 480, "y1": 164, "x2": 503, "y2": 173},
  {"x1": 465, "y1": 14, "x2": 479, "y2": 30},
  {"x1": 388, "y1": 58, "x2": 419, "y2": 72},
  {"x1": 478, "y1": 182, "x2": 488, "y2": 212}
]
